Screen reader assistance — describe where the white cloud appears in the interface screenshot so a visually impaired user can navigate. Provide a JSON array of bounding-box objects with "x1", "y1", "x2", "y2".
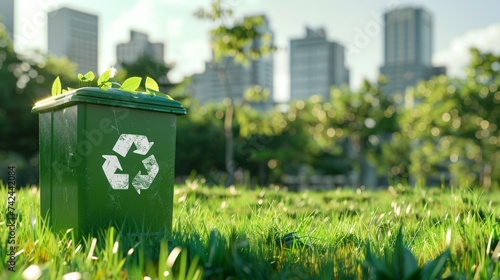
[
  {"x1": 157, "y1": 0, "x2": 184, "y2": 4},
  {"x1": 156, "y1": 0, "x2": 195, "y2": 5},
  {"x1": 433, "y1": 23, "x2": 500, "y2": 78},
  {"x1": 166, "y1": 18, "x2": 184, "y2": 39},
  {"x1": 107, "y1": 1, "x2": 162, "y2": 35},
  {"x1": 15, "y1": 0, "x2": 71, "y2": 52},
  {"x1": 167, "y1": 39, "x2": 211, "y2": 83}
]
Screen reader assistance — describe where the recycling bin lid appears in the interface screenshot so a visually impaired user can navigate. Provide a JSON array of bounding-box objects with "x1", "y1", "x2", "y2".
[{"x1": 31, "y1": 87, "x2": 187, "y2": 115}]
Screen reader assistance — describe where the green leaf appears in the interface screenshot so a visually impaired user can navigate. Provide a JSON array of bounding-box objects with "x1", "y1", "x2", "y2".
[
  {"x1": 84, "y1": 71, "x2": 95, "y2": 82},
  {"x1": 158, "y1": 239, "x2": 168, "y2": 280},
  {"x1": 99, "y1": 81, "x2": 112, "y2": 90},
  {"x1": 147, "y1": 88, "x2": 173, "y2": 100},
  {"x1": 420, "y1": 249, "x2": 450, "y2": 280},
  {"x1": 120, "y1": 77, "x2": 142, "y2": 92},
  {"x1": 98, "y1": 69, "x2": 111, "y2": 86},
  {"x1": 145, "y1": 77, "x2": 159, "y2": 92},
  {"x1": 364, "y1": 243, "x2": 393, "y2": 278},
  {"x1": 185, "y1": 255, "x2": 201, "y2": 280},
  {"x1": 178, "y1": 249, "x2": 187, "y2": 280},
  {"x1": 393, "y1": 225, "x2": 418, "y2": 279},
  {"x1": 51, "y1": 76, "x2": 61, "y2": 96},
  {"x1": 77, "y1": 73, "x2": 84, "y2": 81}
]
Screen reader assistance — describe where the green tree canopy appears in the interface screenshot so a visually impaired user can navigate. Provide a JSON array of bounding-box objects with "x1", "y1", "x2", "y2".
[{"x1": 402, "y1": 48, "x2": 500, "y2": 188}]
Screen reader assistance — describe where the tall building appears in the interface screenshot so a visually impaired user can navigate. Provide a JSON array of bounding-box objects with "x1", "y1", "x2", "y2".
[
  {"x1": 116, "y1": 30, "x2": 164, "y2": 65},
  {"x1": 289, "y1": 27, "x2": 349, "y2": 101},
  {"x1": 0, "y1": 0, "x2": 14, "y2": 41},
  {"x1": 191, "y1": 15, "x2": 274, "y2": 110},
  {"x1": 379, "y1": 7, "x2": 445, "y2": 97},
  {"x1": 48, "y1": 7, "x2": 98, "y2": 74}
]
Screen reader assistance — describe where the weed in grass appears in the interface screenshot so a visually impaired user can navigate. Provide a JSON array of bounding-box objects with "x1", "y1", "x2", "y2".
[{"x1": 364, "y1": 224, "x2": 451, "y2": 279}]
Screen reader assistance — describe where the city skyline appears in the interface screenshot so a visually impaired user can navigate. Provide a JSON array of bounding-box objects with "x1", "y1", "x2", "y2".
[
  {"x1": 379, "y1": 6, "x2": 445, "y2": 96},
  {"x1": 116, "y1": 30, "x2": 164, "y2": 66},
  {"x1": 47, "y1": 7, "x2": 98, "y2": 74},
  {"x1": 11, "y1": 0, "x2": 500, "y2": 101},
  {"x1": 290, "y1": 27, "x2": 349, "y2": 101}
]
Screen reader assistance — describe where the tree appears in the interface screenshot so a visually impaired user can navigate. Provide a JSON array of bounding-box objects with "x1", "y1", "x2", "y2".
[
  {"x1": 175, "y1": 102, "x2": 226, "y2": 181},
  {"x1": 233, "y1": 97, "x2": 285, "y2": 185},
  {"x1": 0, "y1": 28, "x2": 78, "y2": 157},
  {"x1": 463, "y1": 49, "x2": 500, "y2": 188},
  {"x1": 402, "y1": 49, "x2": 500, "y2": 189},
  {"x1": 0, "y1": 23, "x2": 23, "y2": 153},
  {"x1": 194, "y1": 0, "x2": 274, "y2": 186},
  {"x1": 0, "y1": 22, "x2": 78, "y2": 185},
  {"x1": 327, "y1": 80, "x2": 400, "y2": 186}
]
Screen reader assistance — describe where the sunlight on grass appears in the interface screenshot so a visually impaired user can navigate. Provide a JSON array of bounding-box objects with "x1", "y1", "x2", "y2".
[{"x1": 0, "y1": 182, "x2": 499, "y2": 279}]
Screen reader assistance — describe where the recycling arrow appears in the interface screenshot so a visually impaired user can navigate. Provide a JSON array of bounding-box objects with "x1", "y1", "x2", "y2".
[
  {"x1": 132, "y1": 155, "x2": 159, "y2": 194},
  {"x1": 102, "y1": 155, "x2": 128, "y2": 190},
  {"x1": 101, "y1": 134, "x2": 159, "y2": 194},
  {"x1": 112, "y1": 134, "x2": 154, "y2": 157}
]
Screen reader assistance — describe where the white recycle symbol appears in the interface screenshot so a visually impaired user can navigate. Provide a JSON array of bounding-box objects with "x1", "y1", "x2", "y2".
[{"x1": 102, "y1": 134, "x2": 159, "y2": 194}]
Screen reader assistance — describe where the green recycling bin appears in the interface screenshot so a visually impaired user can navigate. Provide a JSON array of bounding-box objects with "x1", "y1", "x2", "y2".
[{"x1": 32, "y1": 87, "x2": 186, "y2": 236}]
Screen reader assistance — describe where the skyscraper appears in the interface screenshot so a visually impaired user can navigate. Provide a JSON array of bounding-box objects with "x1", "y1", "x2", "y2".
[
  {"x1": 0, "y1": 0, "x2": 14, "y2": 41},
  {"x1": 289, "y1": 27, "x2": 349, "y2": 101},
  {"x1": 116, "y1": 30, "x2": 164, "y2": 65},
  {"x1": 48, "y1": 7, "x2": 98, "y2": 74},
  {"x1": 191, "y1": 15, "x2": 274, "y2": 110},
  {"x1": 379, "y1": 7, "x2": 445, "y2": 97}
]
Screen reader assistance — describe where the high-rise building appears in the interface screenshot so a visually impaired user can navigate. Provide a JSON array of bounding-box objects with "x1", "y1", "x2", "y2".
[
  {"x1": 48, "y1": 7, "x2": 98, "y2": 74},
  {"x1": 191, "y1": 15, "x2": 274, "y2": 110},
  {"x1": 116, "y1": 30, "x2": 164, "y2": 65},
  {"x1": 289, "y1": 27, "x2": 349, "y2": 101},
  {"x1": 379, "y1": 7, "x2": 445, "y2": 97},
  {"x1": 0, "y1": 0, "x2": 14, "y2": 41}
]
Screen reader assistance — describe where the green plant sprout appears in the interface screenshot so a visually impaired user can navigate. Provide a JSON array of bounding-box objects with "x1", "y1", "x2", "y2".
[
  {"x1": 77, "y1": 71, "x2": 95, "y2": 87},
  {"x1": 50, "y1": 69, "x2": 173, "y2": 100},
  {"x1": 364, "y1": 224, "x2": 450, "y2": 280}
]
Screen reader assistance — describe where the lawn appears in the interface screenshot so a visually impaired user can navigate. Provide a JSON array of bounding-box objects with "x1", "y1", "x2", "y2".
[{"x1": 1, "y1": 181, "x2": 500, "y2": 279}]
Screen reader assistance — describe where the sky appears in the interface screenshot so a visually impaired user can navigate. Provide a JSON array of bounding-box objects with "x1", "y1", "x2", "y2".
[{"x1": 12, "y1": 0, "x2": 500, "y2": 102}]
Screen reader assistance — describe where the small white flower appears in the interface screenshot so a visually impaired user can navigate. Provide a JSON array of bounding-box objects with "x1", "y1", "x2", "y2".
[
  {"x1": 112, "y1": 241, "x2": 119, "y2": 254},
  {"x1": 62, "y1": 272, "x2": 82, "y2": 280},
  {"x1": 22, "y1": 264, "x2": 42, "y2": 280},
  {"x1": 446, "y1": 228, "x2": 452, "y2": 246}
]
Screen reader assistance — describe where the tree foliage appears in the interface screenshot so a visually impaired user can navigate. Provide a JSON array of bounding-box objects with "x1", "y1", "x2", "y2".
[
  {"x1": 0, "y1": 23, "x2": 78, "y2": 185},
  {"x1": 403, "y1": 48, "x2": 500, "y2": 188},
  {"x1": 194, "y1": 0, "x2": 274, "y2": 65},
  {"x1": 328, "y1": 80, "x2": 400, "y2": 184},
  {"x1": 194, "y1": 0, "x2": 275, "y2": 186},
  {"x1": 174, "y1": 48, "x2": 499, "y2": 189},
  {"x1": 2, "y1": 9, "x2": 499, "y2": 189}
]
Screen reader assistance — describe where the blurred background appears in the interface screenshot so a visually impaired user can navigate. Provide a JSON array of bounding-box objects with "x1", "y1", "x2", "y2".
[{"x1": 1, "y1": 0, "x2": 499, "y2": 190}]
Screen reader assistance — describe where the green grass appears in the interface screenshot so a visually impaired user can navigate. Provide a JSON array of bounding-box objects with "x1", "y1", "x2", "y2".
[{"x1": 1, "y1": 181, "x2": 500, "y2": 279}]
